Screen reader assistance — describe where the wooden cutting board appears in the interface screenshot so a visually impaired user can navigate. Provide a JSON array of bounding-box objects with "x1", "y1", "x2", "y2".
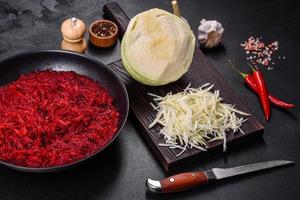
[{"x1": 102, "y1": 2, "x2": 264, "y2": 171}]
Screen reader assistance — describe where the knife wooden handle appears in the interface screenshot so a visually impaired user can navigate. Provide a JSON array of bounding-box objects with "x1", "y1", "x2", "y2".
[{"x1": 147, "y1": 171, "x2": 209, "y2": 193}]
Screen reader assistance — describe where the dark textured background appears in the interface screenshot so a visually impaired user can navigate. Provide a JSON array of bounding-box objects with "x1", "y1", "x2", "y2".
[{"x1": 0, "y1": 0, "x2": 299, "y2": 199}]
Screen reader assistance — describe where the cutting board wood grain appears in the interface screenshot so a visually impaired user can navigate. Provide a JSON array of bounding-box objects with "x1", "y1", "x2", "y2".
[{"x1": 102, "y1": 2, "x2": 264, "y2": 171}]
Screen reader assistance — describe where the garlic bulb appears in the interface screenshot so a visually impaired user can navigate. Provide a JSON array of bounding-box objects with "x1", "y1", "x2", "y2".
[{"x1": 198, "y1": 19, "x2": 224, "y2": 49}]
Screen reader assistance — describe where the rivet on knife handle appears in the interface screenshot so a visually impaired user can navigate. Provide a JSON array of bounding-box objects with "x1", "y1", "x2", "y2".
[{"x1": 147, "y1": 171, "x2": 209, "y2": 193}]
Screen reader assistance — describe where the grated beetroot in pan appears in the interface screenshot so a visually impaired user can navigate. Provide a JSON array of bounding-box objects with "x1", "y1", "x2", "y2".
[{"x1": 0, "y1": 70, "x2": 119, "y2": 168}]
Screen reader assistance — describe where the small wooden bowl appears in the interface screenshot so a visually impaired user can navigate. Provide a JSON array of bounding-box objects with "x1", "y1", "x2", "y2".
[{"x1": 89, "y1": 19, "x2": 118, "y2": 48}]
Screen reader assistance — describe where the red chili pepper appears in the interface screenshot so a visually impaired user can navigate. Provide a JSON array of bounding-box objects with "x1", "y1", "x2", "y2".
[
  {"x1": 249, "y1": 66, "x2": 270, "y2": 120},
  {"x1": 228, "y1": 60, "x2": 295, "y2": 110},
  {"x1": 268, "y1": 95, "x2": 295, "y2": 108},
  {"x1": 243, "y1": 74, "x2": 295, "y2": 109}
]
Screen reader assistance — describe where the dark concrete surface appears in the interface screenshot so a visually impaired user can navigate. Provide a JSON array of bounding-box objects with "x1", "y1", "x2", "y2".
[{"x1": 0, "y1": 0, "x2": 299, "y2": 199}]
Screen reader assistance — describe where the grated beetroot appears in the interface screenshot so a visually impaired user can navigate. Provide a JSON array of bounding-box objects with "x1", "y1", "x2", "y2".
[{"x1": 0, "y1": 70, "x2": 119, "y2": 168}]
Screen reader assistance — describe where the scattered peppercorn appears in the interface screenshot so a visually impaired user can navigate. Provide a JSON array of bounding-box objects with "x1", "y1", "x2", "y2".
[{"x1": 241, "y1": 36, "x2": 281, "y2": 71}]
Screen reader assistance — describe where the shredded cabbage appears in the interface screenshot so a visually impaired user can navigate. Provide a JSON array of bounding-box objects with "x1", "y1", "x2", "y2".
[{"x1": 149, "y1": 83, "x2": 249, "y2": 157}]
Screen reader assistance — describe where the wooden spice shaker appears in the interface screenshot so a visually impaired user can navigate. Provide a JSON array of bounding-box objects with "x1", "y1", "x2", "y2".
[{"x1": 61, "y1": 17, "x2": 87, "y2": 53}]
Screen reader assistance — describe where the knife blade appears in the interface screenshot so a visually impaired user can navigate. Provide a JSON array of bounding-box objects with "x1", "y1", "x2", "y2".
[{"x1": 146, "y1": 160, "x2": 294, "y2": 193}]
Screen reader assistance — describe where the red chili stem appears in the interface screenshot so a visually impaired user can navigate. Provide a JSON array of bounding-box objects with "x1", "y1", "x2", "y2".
[
  {"x1": 247, "y1": 63, "x2": 256, "y2": 72},
  {"x1": 228, "y1": 60, "x2": 247, "y2": 78}
]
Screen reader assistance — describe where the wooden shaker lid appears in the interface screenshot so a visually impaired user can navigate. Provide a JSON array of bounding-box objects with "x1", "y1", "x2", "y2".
[{"x1": 61, "y1": 17, "x2": 86, "y2": 42}]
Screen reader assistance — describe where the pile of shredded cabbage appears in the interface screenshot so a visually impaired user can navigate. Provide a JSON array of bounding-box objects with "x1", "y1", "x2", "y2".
[{"x1": 149, "y1": 83, "x2": 249, "y2": 157}]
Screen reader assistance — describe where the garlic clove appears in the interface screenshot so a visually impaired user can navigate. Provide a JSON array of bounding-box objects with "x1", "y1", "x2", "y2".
[{"x1": 198, "y1": 19, "x2": 224, "y2": 49}]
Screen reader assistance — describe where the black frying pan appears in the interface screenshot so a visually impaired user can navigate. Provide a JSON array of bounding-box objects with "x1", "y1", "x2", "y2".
[{"x1": 0, "y1": 50, "x2": 129, "y2": 172}]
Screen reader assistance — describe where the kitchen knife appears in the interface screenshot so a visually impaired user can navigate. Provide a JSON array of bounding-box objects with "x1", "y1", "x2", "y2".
[{"x1": 146, "y1": 160, "x2": 294, "y2": 193}]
